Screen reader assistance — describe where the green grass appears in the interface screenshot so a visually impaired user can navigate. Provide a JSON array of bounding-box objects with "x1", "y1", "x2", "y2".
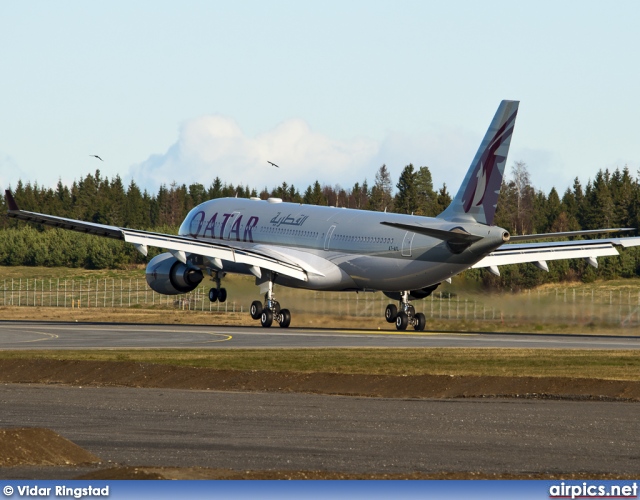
[
  {"x1": 0, "y1": 265, "x2": 146, "y2": 281},
  {"x1": 4, "y1": 266, "x2": 640, "y2": 293},
  {"x1": 3, "y1": 266, "x2": 640, "y2": 333},
  {"x1": 1, "y1": 348, "x2": 639, "y2": 380},
  {"x1": 0, "y1": 265, "x2": 257, "y2": 295}
]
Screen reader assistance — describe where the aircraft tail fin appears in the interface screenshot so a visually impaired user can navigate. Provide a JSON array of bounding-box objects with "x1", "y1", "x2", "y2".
[
  {"x1": 437, "y1": 100, "x2": 519, "y2": 225},
  {"x1": 5, "y1": 190, "x2": 19, "y2": 211}
]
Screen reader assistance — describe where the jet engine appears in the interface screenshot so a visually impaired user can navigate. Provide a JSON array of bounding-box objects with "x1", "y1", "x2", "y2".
[
  {"x1": 383, "y1": 284, "x2": 440, "y2": 302},
  {"x1": 146, "y1": 252, "x2": 204, "y2": 295}
]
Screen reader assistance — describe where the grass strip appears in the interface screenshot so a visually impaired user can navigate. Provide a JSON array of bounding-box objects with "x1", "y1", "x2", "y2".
[{"x1": 1, "y1": 348, "x2": 638, "y2": 380}]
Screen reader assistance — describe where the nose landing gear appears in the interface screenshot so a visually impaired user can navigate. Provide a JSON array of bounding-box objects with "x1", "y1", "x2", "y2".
[{"x1": 385, "y1": 291, "x2": 426, "y2": 331}]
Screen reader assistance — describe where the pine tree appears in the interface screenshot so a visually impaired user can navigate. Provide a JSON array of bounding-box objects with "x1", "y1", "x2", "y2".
[
  {"x1": 303, "y1": 181, "x2": 326, "y2": 205},
  {"x1": 435, "y1": 184, "x2": 452, "y2": 214},
  {"x1": 368, "y1": 164, "x2": 393, "y2": 212},
  {"x1": 414, "y1": 166, "x2": 438, "y2": 215},
  {"x1": 208, "y1": 177, "x2": 223, "y2": 199},
  {"x1": 188, "y1": 183, "x2": 207, "y2": 208},
  {"x1": 125, "y1": 180, "x2": 148, "y2": 228},
  {"x1": 394, "y1": 164, "x2": 418, "y2": 214},
  {"x1": 586, "y1": 170, "x2": 615, "y2": 229},
  {"x1": 545, "y1": 187, "x2": 563, "y2": 232}
]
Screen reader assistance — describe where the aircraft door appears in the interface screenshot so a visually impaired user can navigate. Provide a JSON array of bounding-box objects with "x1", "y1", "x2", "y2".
[
  {"x1": 324, "y1": 224, "x2": 336, "y2": 250},
  {"x1": 401, "y1": 231, "x2": 415, "y2": 257}
]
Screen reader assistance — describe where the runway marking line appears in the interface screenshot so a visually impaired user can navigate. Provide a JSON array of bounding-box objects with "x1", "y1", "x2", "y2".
[
  {"x1": 203, "y1": 333, "x2": 233, "y2": 343},
  {"x1": 4, "y1": 330, "x2": 60, "y2": 343},
  {"x1": 0, "y1": 324, "x2": 231, "y2": 345}
]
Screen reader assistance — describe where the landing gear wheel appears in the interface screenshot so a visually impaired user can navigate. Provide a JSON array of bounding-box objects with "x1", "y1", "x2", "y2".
[
  {"x1": 260, "y1": 309, "x2": 273, "y2": 328},
  {"x1": 414, "y1": 312, "x2": 426, "y2": 331},
  {"x1": 395, "y1": 311, "x2": 408, "y2": 331},
  {"x1": 250, "y1": 300, "x2": 263, "y2": 320},
  {"x1": 218, "y1": 288, "x2": 227, "y2": 303},
  {"x1": 208, "y1": 288, "x2": 218, "y2": 302},
  {"x1": 385, "y1": 304, "x2": 398, "y2": 323},
  {"x1": 279, "y1": 309, "x2": 291, "y2": 328}
]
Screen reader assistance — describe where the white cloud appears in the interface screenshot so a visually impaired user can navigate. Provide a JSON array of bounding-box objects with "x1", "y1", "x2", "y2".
[
  {"x1": 128, "y1": 115, "x2": 380, "y2": 193},
  {"x1": 0, "y1": 151, "x2": 28, "y2": 191},
  {"x1": 127, "y1": 115, "x2": 487, "y2": 197}
]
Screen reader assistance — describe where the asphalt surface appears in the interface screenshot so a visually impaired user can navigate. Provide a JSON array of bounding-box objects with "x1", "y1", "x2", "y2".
[
  {"x1": 1, "y1": 321, "x2": 640, "y2": 349},
  {"x1": 1, "y1": 321, "x2": 638, "y2": 478},
  {"x1": 0, "y1": 384, "x2": 638, "y2": 477}
]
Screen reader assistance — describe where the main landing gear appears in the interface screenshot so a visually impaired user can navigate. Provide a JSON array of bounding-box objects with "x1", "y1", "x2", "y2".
[
  {"x1": 385, "y1": 291, "x2": 426, "y2": 331},
  {"x1": 249, "y1": 277, "x2": 291, "y2": 328},
  {"x1": 208, "y1": 271, "x2": 227, "y2": 303}
]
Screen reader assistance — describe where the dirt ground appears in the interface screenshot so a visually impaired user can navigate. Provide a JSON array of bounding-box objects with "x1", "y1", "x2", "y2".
[
  {"x1": 0, "y1": 428, "x2": 100, "y2": 467},
  {"x1": 2, "y1": 359, "x2": 639, "y2": 479},
  {"x1": 1, "y1": 358, "x2": 639, "y2": 401}
]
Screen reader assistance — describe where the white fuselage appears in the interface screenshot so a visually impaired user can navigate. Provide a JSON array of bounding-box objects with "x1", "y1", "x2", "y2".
[{"x1": 178, "y1": 197, "x2": 507, "y2": 292}]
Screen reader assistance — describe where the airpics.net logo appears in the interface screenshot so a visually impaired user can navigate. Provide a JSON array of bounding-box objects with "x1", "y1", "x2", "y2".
[{"x1": 550, "y1": 482, "x2": 638, "y2": 499}]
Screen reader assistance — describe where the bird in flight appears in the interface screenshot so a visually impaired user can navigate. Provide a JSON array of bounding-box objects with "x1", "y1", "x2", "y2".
[
  {"x1": 90, "y1": 155, "x2": 103, "y2": 161},
  {"x1": 267, "y1": 161, "x2": 279, "y2": 168}
]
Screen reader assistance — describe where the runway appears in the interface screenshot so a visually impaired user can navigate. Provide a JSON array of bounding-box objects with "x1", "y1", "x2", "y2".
[
  {"x1": 1, "y1": 321, "x2": 639, "y2": 478},
  {"x1": 0, "y1": 384, "x2": 638, "y2": 477},
  {"x1": 0, "y1": 320, "x2": 639, "y2": 350}
]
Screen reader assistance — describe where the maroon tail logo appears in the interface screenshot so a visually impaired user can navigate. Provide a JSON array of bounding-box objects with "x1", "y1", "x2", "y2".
[{"x1": 461, "y1": 110, "x2": 517, "y2": 223}]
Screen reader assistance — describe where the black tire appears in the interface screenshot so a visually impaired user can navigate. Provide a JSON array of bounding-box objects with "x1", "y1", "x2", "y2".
[
  {"x1": 260, "y1": 309, "x2": 273, "y2": 328},
  {"x1": 208, "y1": 288, "x2": 218, "y2": 302},
  {"x1": 218, "y1": 288, "x2": 227, "y2": 303},
  {"x1": 250, "y1": 300, "x2": 263, "y2": 320},
  {"x1": 279, "y1": 309, "x2": 291, "y2": 328},
  {"x1": 395, "y1": 311, "x2": 408, "y2": 331},
  {"x1": 414, "y1": 312, "x2": 426, "y2": 331},
  {"x1": 385, "y1": 304, "x2": 398, "y2": 323}
]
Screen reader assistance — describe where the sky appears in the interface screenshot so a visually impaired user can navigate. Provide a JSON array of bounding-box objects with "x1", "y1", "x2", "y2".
[{"x1": 1, "y1": 1, "x2": 639, "y2": 199}]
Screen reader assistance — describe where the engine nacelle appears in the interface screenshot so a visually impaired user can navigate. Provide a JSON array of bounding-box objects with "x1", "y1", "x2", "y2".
[
  {"x1": 383, "y1": 284, "x2": 440, "y2": 302},
  {"x1": 146, "y1": 252, "x2": 204, "y2": 295}
]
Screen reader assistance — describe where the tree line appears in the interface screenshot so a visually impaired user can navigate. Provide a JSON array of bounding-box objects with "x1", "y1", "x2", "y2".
[
  {"x1": 1, "y1": 163, "x2": 640, "y2": 289},
  {"x1": 0, "y1": 165, "x2": 451, "y2": 230}
]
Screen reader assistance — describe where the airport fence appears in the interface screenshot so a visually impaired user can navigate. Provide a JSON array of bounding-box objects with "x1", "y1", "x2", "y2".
[
  {"x1": 0, "y1": 278, "x2": 243, "y2": 314},
  {"x1": 2, "y1": 277, "x2": 640, "y2": 328}
]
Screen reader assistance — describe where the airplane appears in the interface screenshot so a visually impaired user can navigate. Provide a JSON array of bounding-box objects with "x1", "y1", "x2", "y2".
[{"x1": 6, "y1": 100, "x2": 640, "y2": 331}]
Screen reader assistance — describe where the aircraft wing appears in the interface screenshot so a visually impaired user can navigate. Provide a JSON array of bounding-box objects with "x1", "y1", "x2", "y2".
[
  {"x1": 472, "y1": 237, "x2": 640, "y2": 274},
  {"x1": 4, "y1": 190, "x2": 309, "y2": 282}
]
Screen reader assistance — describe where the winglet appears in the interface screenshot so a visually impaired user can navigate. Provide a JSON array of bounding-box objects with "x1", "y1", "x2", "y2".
[{"x1": 5, "y1": 190, "x2": 19, "y2": 211}]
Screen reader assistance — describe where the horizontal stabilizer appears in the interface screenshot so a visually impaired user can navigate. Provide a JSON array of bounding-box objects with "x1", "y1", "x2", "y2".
[{"x1": 380, "y1": 221, "x2": 482, "y2": 243}]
